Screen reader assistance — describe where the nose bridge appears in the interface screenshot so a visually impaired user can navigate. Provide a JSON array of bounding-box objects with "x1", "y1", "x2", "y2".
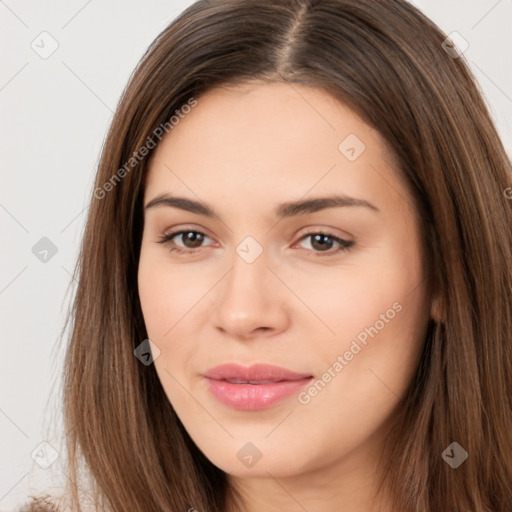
[
  {"x1": 212, "y1": 234, "x2": 289, "y2": 337},
  {"x1": 225, "y1": 235, "x2": 273, "y2": 305}
]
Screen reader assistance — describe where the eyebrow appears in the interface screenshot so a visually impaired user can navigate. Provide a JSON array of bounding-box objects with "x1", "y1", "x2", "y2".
[{"x1": 144, "y1": 193, "x2": 379, "y2": 219}]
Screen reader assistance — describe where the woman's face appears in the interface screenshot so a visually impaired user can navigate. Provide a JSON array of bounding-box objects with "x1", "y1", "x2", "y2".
[{"x1": 138, "y1": 81, "x2": 433, "y2": 482}]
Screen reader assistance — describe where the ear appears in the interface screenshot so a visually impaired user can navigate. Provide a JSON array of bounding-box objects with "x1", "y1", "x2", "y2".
[{"x1": 430, "y1": 293, "x2": 445, "y2": 323}]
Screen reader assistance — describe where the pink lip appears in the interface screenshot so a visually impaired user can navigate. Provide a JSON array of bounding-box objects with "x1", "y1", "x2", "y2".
[{"x1": 203, "y1": 363, "x2": 313, "y2": 410}]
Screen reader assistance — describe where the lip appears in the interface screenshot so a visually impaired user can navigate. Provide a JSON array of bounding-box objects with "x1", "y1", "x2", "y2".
[{"x1": 203, "y1": 363, "x2": 313, "y2": 410}]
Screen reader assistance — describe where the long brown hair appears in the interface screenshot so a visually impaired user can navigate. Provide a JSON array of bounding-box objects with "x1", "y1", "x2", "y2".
[{"x1": 21, "y1": 0, "x2": 512, "y2": 510}]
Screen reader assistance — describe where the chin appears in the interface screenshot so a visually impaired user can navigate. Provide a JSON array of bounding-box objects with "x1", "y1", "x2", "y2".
[{"x1": 195, "y1": 438, "x2": 317, "y2": 478}]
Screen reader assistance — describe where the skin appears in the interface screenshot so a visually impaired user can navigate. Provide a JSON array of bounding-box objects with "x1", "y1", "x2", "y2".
[{"x1": 138, "y1": 81, "x2": 437, "y2": 512}]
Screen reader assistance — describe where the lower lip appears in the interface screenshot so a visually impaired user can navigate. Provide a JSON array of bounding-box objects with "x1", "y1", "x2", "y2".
[{"x1": 205, "y1": 377, "x2": 313, "y2": 410}]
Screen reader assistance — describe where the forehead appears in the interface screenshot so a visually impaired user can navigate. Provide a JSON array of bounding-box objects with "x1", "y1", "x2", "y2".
[{"x1": 145, "y1": 81, "x2": 412, "y2": 217}]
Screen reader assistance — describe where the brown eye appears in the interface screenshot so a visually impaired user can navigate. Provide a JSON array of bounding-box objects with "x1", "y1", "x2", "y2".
[
  {"x1": 295, "y1": 232, "x2": 354, "y2": 256},
  {"x1": 157, "y1": 230, "x2": 212, "y2": 253},
  {"x1": 310, "y1": 233, "x2": 336, "y2": 251},
  {"x1": 176, "y1": 231, "x2": 206, "y2": 249}
]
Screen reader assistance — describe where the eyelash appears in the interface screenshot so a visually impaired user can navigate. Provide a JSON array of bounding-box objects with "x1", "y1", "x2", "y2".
[{"x1": 156, "y1": 229, "x2": 354, "y2": 257}]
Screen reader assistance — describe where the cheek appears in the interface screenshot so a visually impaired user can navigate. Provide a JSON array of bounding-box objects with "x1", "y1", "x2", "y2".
[
  {"x1": 138, "y1": 253, "x2": 200, "y2": 405},
  {"x1": 294, "y1": 275, "x2": 427, "y2": 465},
  {"x1": 138, "y1": 270, "x2": 169, "y2": 338},
  {"x1": 137, "y1": 245, "x2": 221, "y2": 387},
  {"x1": 298, "y1": 229, "x2": 427, "y2": 394},
  {"x1": 138, "y1": 248, "x2": 207, "y2": 337},
  {"x1": 287, "y1": 245, "x2": 424, "y2": 349}
]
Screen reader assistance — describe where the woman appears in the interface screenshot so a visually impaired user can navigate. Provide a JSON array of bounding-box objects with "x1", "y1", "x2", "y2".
[{"x1": 21, "y1": 0, "x2": 512, "y2": 510}]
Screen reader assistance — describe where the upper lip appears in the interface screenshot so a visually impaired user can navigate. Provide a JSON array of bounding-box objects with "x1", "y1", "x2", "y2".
[{"x1": 203, "y1": 363, "x2": 312, "y2": 383}]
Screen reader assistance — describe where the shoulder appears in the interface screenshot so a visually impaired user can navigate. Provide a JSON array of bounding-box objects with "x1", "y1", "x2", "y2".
[
  {"x1": 15, "y1": 492, "x2": 99, "y2": 512},
  {"x1": 15, "y1": 494, "x2": 68, "y2": 512}
]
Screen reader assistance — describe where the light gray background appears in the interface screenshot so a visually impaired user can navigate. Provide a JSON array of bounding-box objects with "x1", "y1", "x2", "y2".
[{"x1": 1, "y1": 1, "x2": 511, "y2": 510}]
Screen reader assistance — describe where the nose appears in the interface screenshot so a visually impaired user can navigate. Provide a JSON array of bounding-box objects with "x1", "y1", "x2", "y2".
[{"x1": 211, "y1": 247, "x2": 290, "y2": 340}]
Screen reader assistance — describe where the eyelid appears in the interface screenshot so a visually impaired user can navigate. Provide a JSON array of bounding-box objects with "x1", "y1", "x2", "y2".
[
  {"x1": 159, "y1": 224, "x2": 216, "y2": 242},
  {"x1": 158, "y1": 224, "x2": 353, "y2": 242},
  {"x1": 294, "y1": 225, "x2": 353, "y2": 242}
]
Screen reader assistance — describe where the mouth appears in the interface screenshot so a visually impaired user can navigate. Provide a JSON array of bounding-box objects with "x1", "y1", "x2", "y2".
[{"x1": 203, "y1": 363, "x2": 314, "y2": 410}]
